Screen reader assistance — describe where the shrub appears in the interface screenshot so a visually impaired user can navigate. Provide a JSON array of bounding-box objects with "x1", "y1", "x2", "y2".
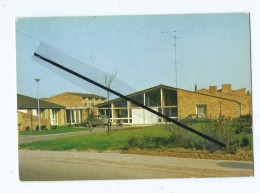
[
  {"x1": 51, "y1": 125, "x2": 58, "y2": 130},
  {"x1": 165, "y1": 124, "x2": 193, "y2": 147},
  {"x1": 127, "y1": 124, "x2": 197, "y2": 150},
  {"x1": 127, "y1": 137, "x2": 139, "y2": 148},
  {"x1": 203, "y1": 116, "x2": 237, "y2": 153},
  {"x1": 241, "y1": 136, "x2": 250, "y2": 147},
  {"x1": 153, "y1": 136, "x2": 169, "y2": 148},
  {"x1": 41, "y1": 125, "x2": 47, "y2": 130},
  {"x1": 25, "y1": 126, "x2": 30, "y2": 131},
  {"x1": 139, "y1": 136, "x2": 151, "y2": 149},
  {"x1": 194, "y1": 140, "x2": 207, "y2": 150},
  {"x1": 233, "y1": 114, "x2": 252, "y2": 134}
]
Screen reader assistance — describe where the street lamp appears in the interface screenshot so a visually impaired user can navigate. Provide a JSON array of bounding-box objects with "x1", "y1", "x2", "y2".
[{"x1": 35, "y1": 78, "x2": 41, "y2": 131}]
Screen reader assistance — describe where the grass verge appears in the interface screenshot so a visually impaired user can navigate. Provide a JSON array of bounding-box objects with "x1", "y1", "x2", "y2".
[
  {"x1": 19, "y1": 125, "x2": 253, "y2": 161},
  {"x1": 19, "y1": 125, "x2": 170, "y2": 151}
]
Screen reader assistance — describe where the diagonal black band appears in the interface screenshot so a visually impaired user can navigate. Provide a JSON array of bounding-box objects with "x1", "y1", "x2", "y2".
[{"x1": 33, "y1": 52, "x2": 226, "y2": 148}]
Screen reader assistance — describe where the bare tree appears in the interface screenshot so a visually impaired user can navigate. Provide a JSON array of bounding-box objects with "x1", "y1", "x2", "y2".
[
  {"x1": 105, "y1": 72, "x2": 117, "y2": 101},
  {"x1": 104, "y1": 72, "x2": 117, "y2": 135}
]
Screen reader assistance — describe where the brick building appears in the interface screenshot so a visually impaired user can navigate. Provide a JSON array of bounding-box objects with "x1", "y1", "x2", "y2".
[
  {"x1": 96, "y1": 84, "x2": 252, "y2": 125},
  {"x1": 196, "y1": 84, "x2": 252, "y2": 116},
  {"x1": 43, "y1": 92, "x2": 107, "y2": 125},
  {"x1": 17, "y1": 94, "x2": 65, "y2": 131}
]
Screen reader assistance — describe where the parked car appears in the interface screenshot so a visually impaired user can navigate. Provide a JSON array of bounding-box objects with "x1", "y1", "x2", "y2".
[
  {"x1": 84, "y1": 115, "x2": 112, "y2": 127},
  {"x1": 180, "y1": 114, "x2": 211, "y2": 126}
]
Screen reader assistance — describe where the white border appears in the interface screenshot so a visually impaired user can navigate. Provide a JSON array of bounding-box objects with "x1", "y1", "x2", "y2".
[{"x1": 0, "y1": 0, "x2": 259, "y2": 193}]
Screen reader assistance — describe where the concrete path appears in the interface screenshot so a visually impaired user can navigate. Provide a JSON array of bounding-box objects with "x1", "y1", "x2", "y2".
[{"x1": 19, "y1": 150, "x2": 253, "y2": 181}]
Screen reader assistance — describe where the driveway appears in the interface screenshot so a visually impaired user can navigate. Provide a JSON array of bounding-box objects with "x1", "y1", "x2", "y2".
[{"x1": 19, "y1": 150, "x2": 253, "y2": 181}]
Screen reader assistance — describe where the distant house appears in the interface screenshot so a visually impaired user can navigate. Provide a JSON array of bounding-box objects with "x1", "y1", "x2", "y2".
[
  {"x1": 17, "y1": 94, "x2": 65, "y2": 131},
  {"x1": 96, "y1": 84, "x2": 252, "y2": 125},
  {"x1": 43, "y1": 92, "x2": 107, "y2": 125}
]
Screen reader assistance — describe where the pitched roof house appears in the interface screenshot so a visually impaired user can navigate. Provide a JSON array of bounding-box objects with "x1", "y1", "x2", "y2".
[
  {"x1": 17, "y1": 94, "x2": 65, "y2": 131},
  {"x1": 43, "y1": 92, "x2": 107, "y2": 125}
]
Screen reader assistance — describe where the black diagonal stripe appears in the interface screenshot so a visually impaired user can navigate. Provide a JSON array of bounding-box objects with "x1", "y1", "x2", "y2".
[{"x1": 33, "y1": 52, "x2": 226, "y2": 148}]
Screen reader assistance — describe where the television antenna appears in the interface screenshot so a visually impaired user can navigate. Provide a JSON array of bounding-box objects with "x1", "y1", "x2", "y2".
[{"x1": 162, "y1": 30, "x2": 191, "y2": 88}]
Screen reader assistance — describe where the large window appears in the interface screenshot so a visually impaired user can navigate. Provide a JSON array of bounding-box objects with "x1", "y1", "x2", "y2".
[
  {"x1": 145, "y1": 89, "x2": 160, "y2": 107},
  {"x1": 113, "y1": 99, "x2": 127, "y2": 108},
  {"x1": 66, "y1": 110, "x2": 79, "y2": 124},
  {"x1": 129, "y1": 94, "x2": 144, "y2": 107},
  {"x1": 115, "y1": 109, "x2": 128, "y2": 118},
  {"x1": 196, "y1": 104, "x2": 207, "y2": 116},
  {"x1": 165, "y1": 107, "x2": 178, "y2": 118},
  {"x1": 163, "y1": 89, "x2": 177, "y2": 106},
  {"x1": 99, "y1": 109, "x2": 111, "y2": 116}
]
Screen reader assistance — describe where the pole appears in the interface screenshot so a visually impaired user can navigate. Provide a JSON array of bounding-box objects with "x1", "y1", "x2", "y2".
[
  {"x1": 174, "y1": 31, "x2": 177, "y2": 88},
  {"x1": 35, "y1": 78, "x2": 41, "y2": 131},
  {"x1": 162, "y1": 30, "x2": 192, "y2": 88}
]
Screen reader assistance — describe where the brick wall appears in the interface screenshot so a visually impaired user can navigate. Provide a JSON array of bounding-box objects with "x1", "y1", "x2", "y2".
[
  {"x1": 44, "y1": 93, "x2": 102, "y2": 124},
  {"x1": 196, "y1": 84, "x2": 252, "y2": 116},
  {"x1": 178, "y1": 90, "x2": 240, "y2": 119},
  {"x1": 45, "y1": 93, "x2": 84, "y2": 107},
  {"x1": 211, "y1": 92, "x2": 252, "y2": 116},
  {"x1": 18, "y1": 111, "x2": 51, "y2": 131}
]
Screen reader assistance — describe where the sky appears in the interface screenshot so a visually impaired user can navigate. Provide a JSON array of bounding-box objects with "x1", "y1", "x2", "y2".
[{"x1": 16, "y1": 13, "x2": 251, "y2": 99}]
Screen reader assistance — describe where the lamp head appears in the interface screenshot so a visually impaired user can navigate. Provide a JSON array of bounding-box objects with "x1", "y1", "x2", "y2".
[{"x1": 35, "y1": 78, "x2": 41, "y2": 82}]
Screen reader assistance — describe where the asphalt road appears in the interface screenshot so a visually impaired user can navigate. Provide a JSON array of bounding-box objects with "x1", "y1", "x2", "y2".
[
  {"x1": 18, "y1": 127, "x2": 107, "y2": 144},
  {"x1": 18, "y1": 125, "x2": 144, "y2": 144},
  {"x1": 19, "y1": 150, "x2": 253, "y2": 181}
]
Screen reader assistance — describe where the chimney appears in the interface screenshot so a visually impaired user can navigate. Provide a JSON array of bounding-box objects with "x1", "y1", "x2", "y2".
[
  {"x1": 209, "y1": 86, "x2": 217, "y2": 94},
  {"x1": 222, "y1": 84, "x2": 231, "y2": 93},
  {"x1": 195, "y1": 84, "x2": 197, "y2": 92}
]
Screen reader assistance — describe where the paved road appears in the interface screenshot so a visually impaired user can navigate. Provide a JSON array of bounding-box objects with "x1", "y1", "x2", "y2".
[
  {"x1": 19, "y1": 150, "x2": 253, "y2": 181},
  {"x1": 19, "y1": 125, "x2": 148, "y2": 144},
  {"x1": 19, "y1": 127, "x2": 107, "y2": 144}
]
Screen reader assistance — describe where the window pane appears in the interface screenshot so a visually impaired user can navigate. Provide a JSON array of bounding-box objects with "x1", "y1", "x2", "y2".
[
  {"x1": 163, "y1": 89, "x2": 177, "y2": 106},
  {"x1": 145, "y1": 89, "x2": 160, "y2": 107},
  {"x1": 197, "y1": 105, "x2": 206, "y2": 115}
]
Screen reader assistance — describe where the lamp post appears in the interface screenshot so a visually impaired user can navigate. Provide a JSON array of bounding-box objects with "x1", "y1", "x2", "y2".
[{"x1": 35, "y1": 78, "x2": 41, "y2": 131}]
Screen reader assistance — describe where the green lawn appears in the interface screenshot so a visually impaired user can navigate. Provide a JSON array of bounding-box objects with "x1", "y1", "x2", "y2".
[
  {"x1": 19, "y1": 125, "x2": 171, "y2": 151},
  {"x1": 19, "y1": 126, "x2": 93, "y2": 136},
  {"x1": 19, "y1": 124, "x2": 253, "y2": 152}
]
